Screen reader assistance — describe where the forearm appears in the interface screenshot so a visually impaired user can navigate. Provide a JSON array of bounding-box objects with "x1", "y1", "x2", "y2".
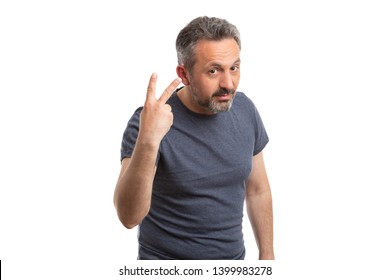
[
  {"x1": 246, "y1": 189, "x2": 274, "y2": 260},
  {"x1": 114, "y1": 139, "x2": 159, "y2": 229},
  {"x1": 114, "y1": 74, "x2": 181, "y2": 229}
]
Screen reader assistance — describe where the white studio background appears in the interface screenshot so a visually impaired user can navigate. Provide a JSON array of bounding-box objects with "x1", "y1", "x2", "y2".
[{"x1": 1, "y1": 0, "x2": 389, "y2": 279}]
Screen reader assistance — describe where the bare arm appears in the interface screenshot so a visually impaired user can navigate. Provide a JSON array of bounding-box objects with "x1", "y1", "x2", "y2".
[
  {"x1": 113, "y1": 73, "x2": 181, "y2": 229},
  {"x1": 246, "y1": 152, "x2": 275, "y2": 259}
]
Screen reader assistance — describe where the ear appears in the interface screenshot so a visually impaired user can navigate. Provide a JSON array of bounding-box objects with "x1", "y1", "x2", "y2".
[{"x1": 176, "y1": 65, "x2": 190, "y2": 86}]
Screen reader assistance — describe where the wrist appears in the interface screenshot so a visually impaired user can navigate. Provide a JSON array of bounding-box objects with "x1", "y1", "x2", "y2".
[
  {"x1": 259, "y1": 251, "x2": 275, "y2": 260},
  {"x1": 136, "y1": 134, "x2": 162, "y2": 150}
]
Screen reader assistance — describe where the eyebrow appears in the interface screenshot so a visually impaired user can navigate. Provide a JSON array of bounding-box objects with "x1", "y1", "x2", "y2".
[{"x1": 209, "y1": 58, "x2": 241, "y2": 68}]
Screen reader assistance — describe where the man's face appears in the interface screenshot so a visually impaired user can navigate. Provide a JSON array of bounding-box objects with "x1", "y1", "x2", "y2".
[{"x1": 187, "y1": 38, "x2": 241, "y2": 114}]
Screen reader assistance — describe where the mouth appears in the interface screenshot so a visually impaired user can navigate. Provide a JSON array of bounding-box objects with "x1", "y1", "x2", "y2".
[
  {"x1": 214, "y1": 94, "x2": 232, "y2": 101},
  {"x1": 213, "y1": 88, "x2": 235, "y2": 97},
  {"x1": 213, "y1": 89, "x2": 235, "y2": 101}
]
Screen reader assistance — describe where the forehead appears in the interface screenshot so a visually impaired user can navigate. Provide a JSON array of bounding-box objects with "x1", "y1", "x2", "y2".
[{"x1": 194, "y1": 38, "x2": 240, "y2": 66}]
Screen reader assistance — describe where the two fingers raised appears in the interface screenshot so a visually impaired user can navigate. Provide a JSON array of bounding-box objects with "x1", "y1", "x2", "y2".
[{"x1": 146, "y1": 73, "x2": 182, "y2": 104}]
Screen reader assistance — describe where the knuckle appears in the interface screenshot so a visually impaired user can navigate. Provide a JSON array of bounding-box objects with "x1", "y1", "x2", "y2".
[{"x1": 146, "y1": 80, "x2": 155, "y2": 92}]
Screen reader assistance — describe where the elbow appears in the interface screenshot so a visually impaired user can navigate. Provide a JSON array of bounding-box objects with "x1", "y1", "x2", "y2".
[
  {"x1": 117, "y1": 212, "x2": 143, "y2": 229},
  {"x1": 114, "y1": 202, "x2": 149, "y2": 229},
  {"x1": 121, "y1": 220, "x2": 138, "y2": 230},
  {"x1": 113, "y1": 190, "x2": 151, "y2": 229}
]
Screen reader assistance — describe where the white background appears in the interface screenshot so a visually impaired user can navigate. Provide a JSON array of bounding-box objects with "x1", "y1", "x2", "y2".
[{"x1": 1, "y1": 0, "x2": 389, "y2": 279}]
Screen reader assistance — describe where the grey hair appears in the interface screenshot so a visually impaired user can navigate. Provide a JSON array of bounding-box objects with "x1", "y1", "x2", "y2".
[{"x1": 176, "y1": 16, "x2": 241, "y2": 72}]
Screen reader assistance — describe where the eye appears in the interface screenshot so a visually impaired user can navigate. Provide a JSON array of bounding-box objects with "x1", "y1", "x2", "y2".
[
  {"x1": 209, "y1": 69, "x2": 218, "y2": 74},
  {"x1": 231, "y1": 65, "x2": 240, "y2": 72}
]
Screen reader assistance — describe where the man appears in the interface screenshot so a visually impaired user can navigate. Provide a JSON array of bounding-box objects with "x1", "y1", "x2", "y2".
[{"x1": 114, "y1": 16, "x2": 274, "y2": 260}]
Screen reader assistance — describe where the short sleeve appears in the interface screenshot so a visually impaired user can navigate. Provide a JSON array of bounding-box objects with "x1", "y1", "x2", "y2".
[
  {"x1": 120, "y1": 107, "x2": 143, "y2": 162},
  {"x1": 253, "y1": 106, "x2": 269, "y2": 155}
]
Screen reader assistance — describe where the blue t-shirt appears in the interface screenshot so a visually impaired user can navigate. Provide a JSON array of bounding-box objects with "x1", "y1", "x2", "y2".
[{"x1": 121, "y1": 89, "x2": 268, "y2": 259}]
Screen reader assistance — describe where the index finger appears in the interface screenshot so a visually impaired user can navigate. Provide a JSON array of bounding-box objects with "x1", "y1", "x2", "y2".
[
  {"x1": 145, "y1": 72, "x2": 158, "y2": 102},
  {"x1": 158, "y1": 77, "x2": 182, "y2": 104}
]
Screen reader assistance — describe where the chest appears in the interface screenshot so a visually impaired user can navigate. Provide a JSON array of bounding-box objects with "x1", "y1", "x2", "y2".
[{"x1": 156, "y1": 113, "x2": 255, "y2": 190}]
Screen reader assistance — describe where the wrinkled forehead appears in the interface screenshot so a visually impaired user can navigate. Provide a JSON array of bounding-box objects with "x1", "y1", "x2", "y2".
[{"x1": 194, "y1": 38, "x2": 241, "y2": 66}]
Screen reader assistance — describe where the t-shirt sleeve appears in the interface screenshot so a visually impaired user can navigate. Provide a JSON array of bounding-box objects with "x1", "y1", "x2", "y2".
[
  {"x1": 120, "y1": 107, "x2": 143, "y2": 162},
  {"x1": 253, "y1": 105, "x2": 269, "y2": 155}
]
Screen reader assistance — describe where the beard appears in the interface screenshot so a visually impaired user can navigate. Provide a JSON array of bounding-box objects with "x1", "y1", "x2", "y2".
[{"x1": 190, "y1": 86, "x2": 236, "y2": 114}]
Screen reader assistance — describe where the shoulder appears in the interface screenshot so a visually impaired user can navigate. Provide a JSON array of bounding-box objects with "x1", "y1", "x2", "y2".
[
  {"x1": 235, "y1": 91, "x2": 255, "y2": 104},
  {"x1": 233, "y1": 91, "x2": 258, "y2": 113},
  {"x1": 232, "y1": 91, "x2": 267, "y2": 130},
  {"x1": 123, "y1": 106, "x2": 143, "y2": 132},
  {"x1": 129, "y1": 106, "x2": 143, "y2": 121}
]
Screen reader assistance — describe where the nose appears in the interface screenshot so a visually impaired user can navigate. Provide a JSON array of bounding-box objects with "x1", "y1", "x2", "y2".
[{"x1": 219, "y1": 72, "x2": 234, "y2": 90}]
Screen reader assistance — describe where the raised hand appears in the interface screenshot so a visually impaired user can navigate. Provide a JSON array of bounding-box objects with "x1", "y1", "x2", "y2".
[{"x1": 138, "y1": 73, "x2": 182, "y2": 146}]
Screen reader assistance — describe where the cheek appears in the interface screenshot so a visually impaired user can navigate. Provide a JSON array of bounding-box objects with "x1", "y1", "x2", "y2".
[
  {"x1": 233, "y1": 74, "x2": 240, "y2": 87},
  {"x1": 204, "y1": 78, "x2": 222, "y2": 91},
  {"x1": 192, "y1": 76, "x2": 221, "y2": 98},
  {"x1": 193, "y1": 78, "x2": 212, "y2": 93}
]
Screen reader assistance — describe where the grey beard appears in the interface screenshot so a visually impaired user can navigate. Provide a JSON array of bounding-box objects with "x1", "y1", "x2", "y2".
[
  {"x1": 208, "y1": 96, "x2": 234, "y2": 113},
  {"x1": 191, "y1": 88, "x2": 236, "y2": 114}
]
